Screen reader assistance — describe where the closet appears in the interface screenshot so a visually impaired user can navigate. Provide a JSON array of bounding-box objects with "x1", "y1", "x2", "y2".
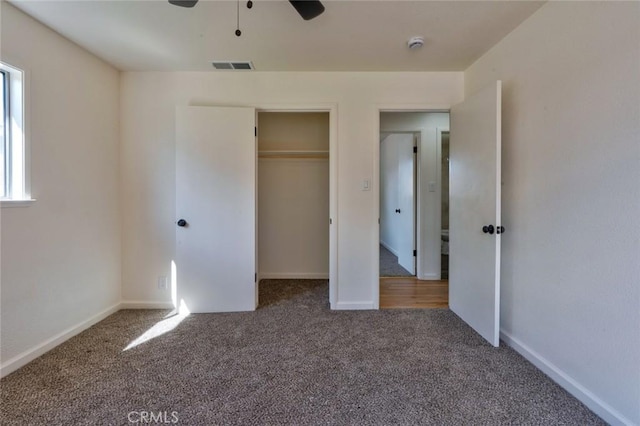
[{"x1": 257, "y1": 112, "x2": 330, "y2": 279}]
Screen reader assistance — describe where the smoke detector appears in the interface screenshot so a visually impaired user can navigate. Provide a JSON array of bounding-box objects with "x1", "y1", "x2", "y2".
[{"x1": 407, "y1": 36, "x2": 425, "y2": 50}]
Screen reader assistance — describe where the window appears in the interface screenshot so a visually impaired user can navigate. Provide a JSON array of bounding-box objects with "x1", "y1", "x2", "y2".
[
  {"x1": 0, "y1": 61, "x2": 31, "y2": 204},
  {"x1": 1, "y1": 69, "x2": 8, "y2": 197}
]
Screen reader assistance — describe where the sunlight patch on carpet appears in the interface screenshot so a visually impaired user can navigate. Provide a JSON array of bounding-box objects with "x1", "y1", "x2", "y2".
[{"x1": 123, "y1": 300, "x2": 190, "y2": 351}]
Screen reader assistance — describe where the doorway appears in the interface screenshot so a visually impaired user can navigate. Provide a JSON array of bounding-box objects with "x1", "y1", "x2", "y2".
[
  {"x1": 377, "y1": 111, "x2": 450, "y2": 309},
  {"x1": 257, "y1": 112, "x2": 331, "y2": 306}
]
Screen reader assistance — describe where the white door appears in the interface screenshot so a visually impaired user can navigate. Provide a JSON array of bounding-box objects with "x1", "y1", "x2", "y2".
[
  {"x1": 449, "y1": 81, "x2": 502, "y2": 347},
  {"x1": 175, "y1": 106, "x2": 257, "y2": 313},
  {"x1": 396, "y1": 134, "x2": 416, "y2": 274}
]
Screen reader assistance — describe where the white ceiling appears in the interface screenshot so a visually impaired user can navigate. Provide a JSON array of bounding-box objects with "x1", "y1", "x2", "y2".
[{"x1": 9, "y1": 0, "x2": 545, "y2": 72}]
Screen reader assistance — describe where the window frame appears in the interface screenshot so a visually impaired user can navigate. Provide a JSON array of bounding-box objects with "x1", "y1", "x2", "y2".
[
  {"x1": 1, "y1": 68, "x2": 11, "y2": 198},
  {"x1": 0, "y1": 60, "x2": 33, "y2": 207}
]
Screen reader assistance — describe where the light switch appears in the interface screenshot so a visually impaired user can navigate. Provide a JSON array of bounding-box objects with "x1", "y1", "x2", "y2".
[
  {"x1": 428, "y1": 181, "x2": 436, "y2": 192},
  {"x1": 363, "y1": 179, "x2": 371, "y2": 191}
]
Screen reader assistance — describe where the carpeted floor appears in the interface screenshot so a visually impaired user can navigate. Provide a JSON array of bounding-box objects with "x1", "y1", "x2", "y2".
[
  {"x1": 0, "y1": 280, "x2": 604, "y2": 425},
  {"x1": 380, "y1": 245, "x2": 413, "y2": 277}
]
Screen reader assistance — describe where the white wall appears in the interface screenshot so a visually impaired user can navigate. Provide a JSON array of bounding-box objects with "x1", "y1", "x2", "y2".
[
  {"x1": 465, "y1": 2, "x2": 640, "y2": 424},
  {"x1": 120, "y1": 72, "x2": 463, "y2": 308},
  {"x1": 258, "y1": 112, "x2": 329, "y2": 279},
  {"x1": 0, "y1": 3, "x2": 121, "y2": 372},
  {"x1": 380, "y1": 112, "x2": 449, "y2": 279},
  {"x1": 258, "y1": 112, "x2": 329, "y2": 152}
]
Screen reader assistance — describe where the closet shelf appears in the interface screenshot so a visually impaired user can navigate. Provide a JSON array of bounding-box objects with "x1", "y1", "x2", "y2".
[{"x1": 258, "y1": 150, "x2": 329, "y2": 159}]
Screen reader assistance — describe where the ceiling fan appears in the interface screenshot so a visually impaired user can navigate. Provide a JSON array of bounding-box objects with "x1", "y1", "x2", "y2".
[{"x1": 168, "y1": 0, "x2": 325, "y2": 21}]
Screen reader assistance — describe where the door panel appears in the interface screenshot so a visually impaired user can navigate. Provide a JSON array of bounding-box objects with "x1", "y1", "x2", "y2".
[
  {"x1": 449, "y1": 81, "x2": 502, "y2": 346},
  {"x1": 176, "y1": 106, "x2": 256, "y2": 313},
  {"x1": 380, "y1": 135, "x2": 399, "y2": 254},
  {"x1": 397, "y1": 135, "x2": 416, "y2": 274}
]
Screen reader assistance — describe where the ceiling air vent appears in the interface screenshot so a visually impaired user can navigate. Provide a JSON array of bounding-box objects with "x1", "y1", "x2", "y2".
[{"x1": 212, "y1": 61, "x2": 254, "y2": 70}]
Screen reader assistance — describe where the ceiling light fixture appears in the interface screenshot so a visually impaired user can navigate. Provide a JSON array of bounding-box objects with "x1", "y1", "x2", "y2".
[{"x1": 407, "y1": 36, "x2": 425, "y2": 50}]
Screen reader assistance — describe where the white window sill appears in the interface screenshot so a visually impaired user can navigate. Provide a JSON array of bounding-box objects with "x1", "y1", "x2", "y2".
[{"x1": 1, "y1": 199, "x2": 36, "y2": 208}]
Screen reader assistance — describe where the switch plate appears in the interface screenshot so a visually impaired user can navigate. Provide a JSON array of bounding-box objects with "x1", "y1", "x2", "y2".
[
  {"x1": 157, "y1": 275, "x2": 168, "y2": 290},
  {"x1": 362, "y1": 179, "x2": 371, "y2": 191},
  {"x1": 428, "y1": 181, "x2": 436, "y2": 192}
]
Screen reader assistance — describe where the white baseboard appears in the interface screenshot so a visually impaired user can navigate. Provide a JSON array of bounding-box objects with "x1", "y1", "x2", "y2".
[
  {"x1": 418, "y1": 273, "x2": 440, "y2": 280},
  {"x1": 334, "y1": 301, "x2": 375, "y2": 310},
  {"x1": 380, "y1": 240, "x2": 399, "y2": 257},
  {"x1": 0, "y1": 302, "x2": 121, "y2": 378},
  {"x1": 500, "y1": 330, "x2": 634, "y2": 426},
  {"x1": 258, "y1": 273, "x2": 329, "y2": 280},
  {"x1": 120, "y1": 300, "x2": 175, "y2": 309}
]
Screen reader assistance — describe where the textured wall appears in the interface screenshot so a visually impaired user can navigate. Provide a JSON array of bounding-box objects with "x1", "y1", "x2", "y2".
[
  {"x1": 1, "y1": 4, "x2": 121, "y2": 367},
  {"x1": 465, "y1": 2, "x2": 640, "y2": 424}
]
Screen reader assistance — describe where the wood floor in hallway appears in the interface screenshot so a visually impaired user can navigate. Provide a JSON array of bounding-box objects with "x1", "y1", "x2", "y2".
[{"x1": 380, "y1": 277, "x2": 449, "y2": 309}]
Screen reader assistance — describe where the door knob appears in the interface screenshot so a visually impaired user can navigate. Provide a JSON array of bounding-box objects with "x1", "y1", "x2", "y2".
[
  {"x1": 497, "y1": 226, "x2": 505, "y2": 234},
  {"x1": 177, "y1": 219, "x2": 188, "y2": 227},
  {"x1": 482, "y1": 225, "x2": 495, "y2": 234},
  {"x1": 395, "y1": 209, "x2": 401, "y2": 213}
]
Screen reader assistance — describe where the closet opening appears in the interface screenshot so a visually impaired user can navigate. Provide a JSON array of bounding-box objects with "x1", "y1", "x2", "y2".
[{"x1": 256, "y1": 112, "x2": 331, "y2": 308}]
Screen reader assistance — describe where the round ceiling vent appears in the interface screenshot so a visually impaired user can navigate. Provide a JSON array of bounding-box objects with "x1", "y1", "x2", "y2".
[{"x1": 407, "y1": 36, "x2": 425, "y2": 50}]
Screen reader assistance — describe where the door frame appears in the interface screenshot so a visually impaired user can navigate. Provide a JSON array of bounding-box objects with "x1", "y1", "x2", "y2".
[
  {"x1": 255, "y1": 104, "x2": 338, "y2": 309},
  {"x1": 373, "y1": 105, "x2": 451, "y2": 309}
]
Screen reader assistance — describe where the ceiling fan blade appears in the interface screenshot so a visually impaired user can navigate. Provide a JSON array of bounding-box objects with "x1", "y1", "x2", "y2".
[
  {"x1": 289, "y1": 0, "x2": 325, "y2": 20},
  {"x1": 169, "y1": 0, "x2": 199, "y2": 8}
]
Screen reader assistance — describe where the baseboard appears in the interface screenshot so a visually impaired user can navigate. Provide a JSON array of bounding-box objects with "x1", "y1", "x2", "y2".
[
  {"x1": 334, "y1": 301, "x2": 375, "y2": 310},
  {"x1": 418, "y1": 273, "x2": 440, "y2": 280},
  {"x1": 120, "y1": 300, "x2": 175, "y2": 309},
  {"x1": 258, "y1": 273, "x2": 329, "y2": 280},
  {"x1": 380, "y1": 240, "x2": 399, "y2": 257},
  {"x1": 0, "y1": 302, "x2": 121, "y2": 378},
  {"x1": 500, "y1": 330, "x2": 634, "y2": 426}
]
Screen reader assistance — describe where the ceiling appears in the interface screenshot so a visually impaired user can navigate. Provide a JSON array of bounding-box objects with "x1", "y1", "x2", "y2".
[{"x1": 9, "y1": 0, "x2": 545, "y2": 72}]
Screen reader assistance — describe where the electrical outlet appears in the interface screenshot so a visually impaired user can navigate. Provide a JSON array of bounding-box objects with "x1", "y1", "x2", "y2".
[{"x1": 157, "y1": 275, "x2": 168, "y2": 290}]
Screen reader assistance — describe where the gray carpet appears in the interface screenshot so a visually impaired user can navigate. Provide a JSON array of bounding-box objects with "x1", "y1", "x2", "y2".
[
  {"x1": 380, "y1": 245, "x2": 413, "y2": 277},
  {"x1": 0, "y1": 280, "x2": 604, "y2": 425}
]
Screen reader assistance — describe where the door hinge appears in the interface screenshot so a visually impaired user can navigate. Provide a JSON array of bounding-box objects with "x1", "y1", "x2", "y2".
[
  {"x1": 254, "y1": 273, "x2": 257, "y2": 283},
  {"x1": 329, "y1": 218, "x2": 332, "y2": 225},
  {"x1": 413, "y1": 146, "x2": 417, "y2": 154},
  {"x1": 255, "y1": 127, "x2": 257, "y2": 137},
  {"x1": 413, "y1": 249, "x2": 417, "y2": 257}
]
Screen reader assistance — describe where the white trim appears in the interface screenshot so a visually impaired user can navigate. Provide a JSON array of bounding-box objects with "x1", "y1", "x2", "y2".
[
  {"x1": 258, "y1": 273, "x2": 329, "y2": 280},
  {"x1": 335, "y1": 301, "x2": 375, "y2": 310},
  {"x1": 0, "y1": 60, "x2": 31, "y2": 201},
  {"x1": 418, "y1": 273, "x2": 440, "y2": 280},
  {"x1": 120, "y1": 301, "x2": 175, "y2": 310},
  {"x1": 0, "y1": 303, "x2": 120, "y2": 378},
  {"x1": 500, "y1": 331, "x2": 632, "y2": 426},
  {"x1": 1, "y1": 198, "x2": 36, "y2": 207}
]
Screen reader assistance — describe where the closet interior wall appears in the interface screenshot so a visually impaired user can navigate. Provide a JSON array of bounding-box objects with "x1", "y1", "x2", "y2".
[{"x1": 257, "y1": 112, "x2": 330, "y2": 280}]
